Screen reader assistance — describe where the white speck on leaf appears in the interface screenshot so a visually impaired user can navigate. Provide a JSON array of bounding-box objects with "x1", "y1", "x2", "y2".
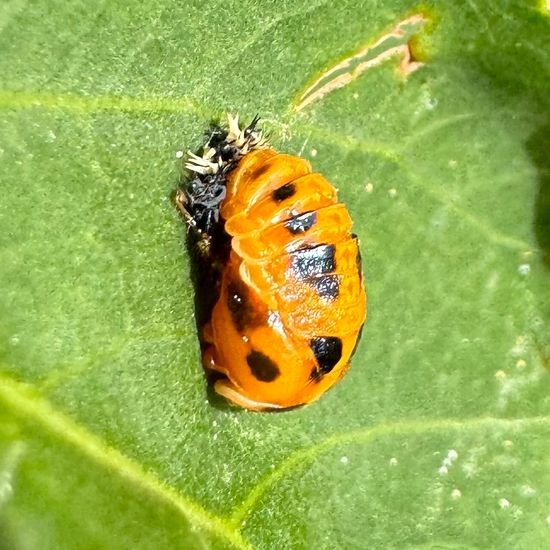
[
  {"x1": 448, "y1": 159, "x2": 458, "y2": 169},
  {"x1": 518, "y1": 263, "x2": 530, "y2": 275},
  {"x1": 422, "y1": 94, "x2": 438, "y2": 110},
  {"x1": 365, "y1": 182, "x2": 374, "y2": 193},
  {"x1": 516, "y1": 359, "x2": 527, "y2": 369},
  {"x1": 451, "y1": 488, "x2": 462, "y2": 499},
  {"x1": 438, "y1": 448, "x2": 459, "y2": 475},
  {"x1": 340, "y1": 456, "x2": 349, "y2": 465},
  {"x1": 447, "y1": 449, "x2": 458, "y2": 461},
  {"x1": 175, "y1": 150, "x2": 184, "y2": 159},
  {"x1": 495, "y1": 370, "x2": 506, "y2": 380},
  {"x1": 389, "y1": 457, "x2": 398, "y2": 466},
  {"x1": 388, "y1": 188, "x2": 398, "y2": 197},
  {"x1": 519, "y1": 485, "x2": 536, "y2": 498},
  {"x1": 310, "y1": 148, "x2": 318, "y2": 157},
  {"x1": 499, "y1": 498, "x2": 510, "y2": 509},
  {"x1": 503, "y1": 440, "x2": 514, "y2": 449}
]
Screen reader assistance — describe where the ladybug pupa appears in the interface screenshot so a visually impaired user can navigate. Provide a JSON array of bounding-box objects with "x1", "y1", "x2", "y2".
[{"x1": 176, "y1": 115, "x2": 366, "y2": 411}]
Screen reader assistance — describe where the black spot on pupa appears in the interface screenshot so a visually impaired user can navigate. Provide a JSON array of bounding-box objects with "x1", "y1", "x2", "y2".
[
  {"x1": 247, "y1": 351, "x2": 280, "y2": 382},
  {"x1": 310, "y1": 336, "x2": 343, "y2": 375},
  {"x1": 307, "y1": 274, "x2": 340, "y2": 301},
  {"x1": 272, "y1": 182, "x2": 296, "y2": 202},
  {"x1": 290, "y1": 243, "x2": 336, "y2": 280},
  {"x1": 284, "y1": 211, "x2": 317, "y2": 234},
  {"x1": 226, "y1": 279, "x2": 264, "y2": 332}
]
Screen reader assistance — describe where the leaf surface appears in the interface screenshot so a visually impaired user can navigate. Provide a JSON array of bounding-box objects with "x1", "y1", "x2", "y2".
[{"x1": 1, "y1": 1, "x2": 549, "y2": 548}]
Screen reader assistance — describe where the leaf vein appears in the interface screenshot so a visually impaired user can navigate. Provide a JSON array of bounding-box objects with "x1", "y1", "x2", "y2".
[
  {"x1": 0, "y1": 89, "x2": 215, "y2": 118},
  {"x1": 229, "y1": 415, "x2": 550, "y2": 527},
  {"x1": 0, "y1": 89, "x2": 532, "y2": 253}
]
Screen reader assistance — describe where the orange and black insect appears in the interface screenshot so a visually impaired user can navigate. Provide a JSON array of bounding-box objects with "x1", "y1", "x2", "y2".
[{"x1": 176, "y1": 115, "x2": 366, "y2": 410}]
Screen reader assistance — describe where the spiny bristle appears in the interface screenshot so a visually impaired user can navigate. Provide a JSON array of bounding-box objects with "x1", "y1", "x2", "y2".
[
  {"x1": 185, "y1": 151, "x2": 221, "y2": 175},
  {"x1": 185, "y1": 114, "x2": 268, "y2": 176},
  {"x1": 227, "y1": 113, "x2": 242, "y2": 144}
]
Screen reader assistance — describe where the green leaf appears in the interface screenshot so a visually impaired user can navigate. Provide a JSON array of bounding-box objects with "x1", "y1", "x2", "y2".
[{"x1": 1, "y1": 1, "x2": 549, "y2": 548}]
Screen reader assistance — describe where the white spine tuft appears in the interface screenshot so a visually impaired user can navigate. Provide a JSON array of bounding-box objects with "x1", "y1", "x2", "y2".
[
  {"x1": 185, "y1": 151, "x2": 221, "y2": 175},
  {"x1": 185, "y1": 114, "x2": 268, "y2": 176},
  {"x1": 227, "y1": 114, "x2": 242, "y2": 144}
]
